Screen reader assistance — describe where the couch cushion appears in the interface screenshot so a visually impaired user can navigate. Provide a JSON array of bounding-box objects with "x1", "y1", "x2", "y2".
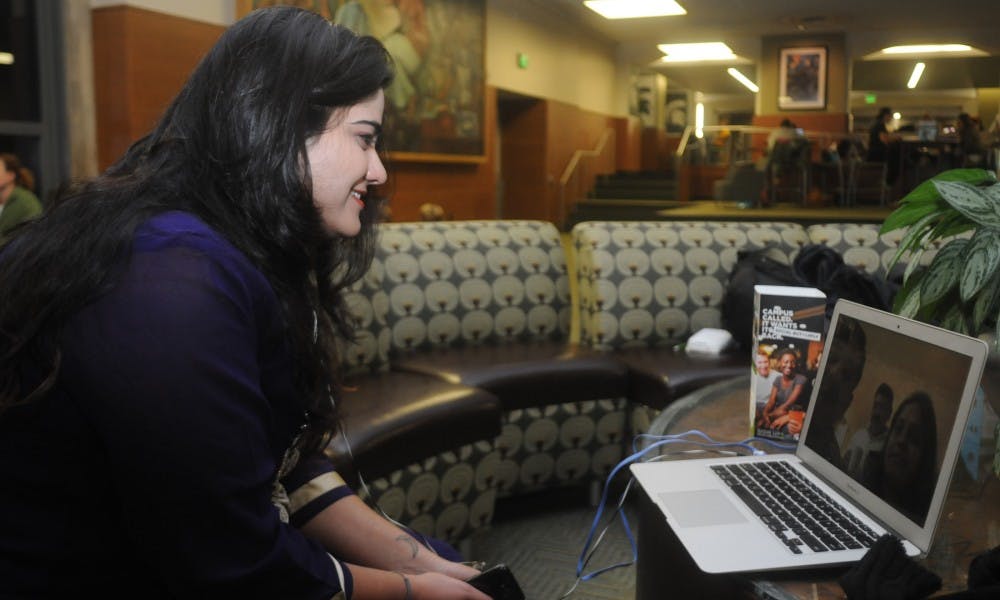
[
  {"x1": 614, "y1": 346, "x2": 748, "y2": 410},
  {"x1": 393, "y1": 341, "x2": 628, "y2": 410},
  {"x1": 377, "y1": 221, "x2": 571, "y2": 353},
  {"x1": 573, "y1": 221, "x2": 809, "y2": 350},
  {"x1": 327, "y1": 370, "x2": 501, "y2": 485},
  {"x1": 336, "y1": 255, "x2": 390, "y2": 376}
]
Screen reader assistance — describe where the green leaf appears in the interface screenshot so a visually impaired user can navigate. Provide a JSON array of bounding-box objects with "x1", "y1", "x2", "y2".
[
  {"x1": 896, "y1": 168, "x2": 992, "y2": 206},
  {"x1": 920, "y1": 238, "x2": 968, "y2": 304},
  {"x1": 971, "y1": 271, "x2": 1000, "y2": 333},
  {"x1": 930, "y1": 213, "x2": 975, "y2": 239},
  {"x1": 893, "y1": 269, "x2": 925, "y2": 316},
  {"x1": 960, "y1": 227, "x2": 1000, "y2": 301},
  {"x1": 940, "y1": 303, "x2": 969, "y2": 335},
  {"x1": 895, "y1": 285, "x2": 922, "y2": 318},
  {"x1": 888, "y1": 212, "x2": 940, "y2": 271},
  {"x1": 934, "y1": 181, "x2": 1000, "y2": 227},
  {"x1": 880, "y1": 200, "x2": 944, "y2": 234},
  {"x1": 902, "y1": 247, "x2": 925, "y2": 283},
  {"x1": 929, "y1": 168, "x2": 997, "y2": 186}
]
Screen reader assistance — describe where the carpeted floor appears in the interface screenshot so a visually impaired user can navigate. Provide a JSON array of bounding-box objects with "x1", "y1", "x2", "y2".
[{"x1": 468, "y1": 489, "x2": 639, "y2": 600}]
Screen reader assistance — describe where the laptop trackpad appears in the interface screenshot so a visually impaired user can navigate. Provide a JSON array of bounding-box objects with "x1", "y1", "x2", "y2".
[{"x1": 659, "y1": 490, "x2": 748, "y2": 527}]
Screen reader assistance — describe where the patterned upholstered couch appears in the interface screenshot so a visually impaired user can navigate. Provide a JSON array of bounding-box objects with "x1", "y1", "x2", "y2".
[
  {"x1": 327, "y1": 219, "x2": 928, "y2": 547},
  {"x1": 328, "y1": 220, "x2": 627, "y2": 546}
]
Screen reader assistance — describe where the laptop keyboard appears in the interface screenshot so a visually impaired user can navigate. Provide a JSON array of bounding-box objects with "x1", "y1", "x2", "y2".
[{"x1": 711, "y1": 461, "x2": 881, "y2": 554}]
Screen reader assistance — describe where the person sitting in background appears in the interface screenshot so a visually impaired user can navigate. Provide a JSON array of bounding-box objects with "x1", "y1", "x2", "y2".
[
  {"x1": 867, "y1": 107, "x2": 901, "y2": 186},
  {"x1": 956, "y1": 112, "x2": 986, "y2": 167},
  {"x1": 0, "y1": 7, "x2": 489, "y2": 598},
  {"x1": 0, "y1": 153, "x2": 42, "y2": 236},
  {"x1": 843, "y1": 382, "x2": 893, "y2": 482},
  {"x1": 767, "y1": 118, "x2": 800, "y2": 152}
]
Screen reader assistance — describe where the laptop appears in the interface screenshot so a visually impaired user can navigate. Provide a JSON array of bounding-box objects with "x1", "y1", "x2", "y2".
[{"x1": 631, "y1": 299, "x2": 988, "y2": 573}]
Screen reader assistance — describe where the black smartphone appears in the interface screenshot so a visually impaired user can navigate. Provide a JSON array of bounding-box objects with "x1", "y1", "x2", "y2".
[{"x1": 467, "y1": 563, "x2": 525, "y2": 600}]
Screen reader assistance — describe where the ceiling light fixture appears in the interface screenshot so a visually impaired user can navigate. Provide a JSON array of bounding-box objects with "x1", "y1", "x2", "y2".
[
  {"x1": 881, "y1": 44, "x2": 970, "y2": 55},
  {"x1": 0, "y1": 52, "x2": 13, "y2": 65},
  {"x1": 907, "y1": 62, "x2": 926, "y2": 89},
  {"x1": 727, "y1": 68, "x2": 759, "y2": 92},
  {"x1": 658, "y1": 42, "x2": 736, "y2": 63},
  {"x1": 584, "y1": 0, "x2": 686, "y2": 20}
]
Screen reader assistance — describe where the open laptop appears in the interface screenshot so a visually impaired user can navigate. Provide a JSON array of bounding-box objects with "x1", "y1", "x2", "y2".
[{"x1": 631, "y1": 299, "x2": 988, "y2": 573}]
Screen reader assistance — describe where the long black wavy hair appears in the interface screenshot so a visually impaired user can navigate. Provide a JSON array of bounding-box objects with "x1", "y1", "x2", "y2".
[{"x1": 0, "y1": 6, "x2": 393, "y2": 455}]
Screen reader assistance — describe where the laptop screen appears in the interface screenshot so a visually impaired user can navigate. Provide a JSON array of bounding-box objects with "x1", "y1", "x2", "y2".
[{"x1": 801, "y1": 308, "x2": 974, "y2": 528}]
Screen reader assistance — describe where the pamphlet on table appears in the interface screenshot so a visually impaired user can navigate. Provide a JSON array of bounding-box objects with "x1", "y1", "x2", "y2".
[{"x1": 750, "y1": 285, "x2": 827, "y2": 442}]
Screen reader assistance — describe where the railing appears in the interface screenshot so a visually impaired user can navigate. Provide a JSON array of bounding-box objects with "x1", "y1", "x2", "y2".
[
  {"x1": 673, "y1": 125, "x2": 870, "y2": 204},
  {"x1": 674, "y1": 124, "x2": 866, "y2": 170},
  {"x1": 558, "y1": 128, "x2": 615, "y2": 229}
]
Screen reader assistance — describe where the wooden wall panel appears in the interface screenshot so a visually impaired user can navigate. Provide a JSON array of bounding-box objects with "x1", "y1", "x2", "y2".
[
  {"x1": 497, "y1": 94, "x2": 547, "y2": 221},
  {"x1": 545, "y1": 100, "x2": 618, "y2": 224},
  {"x1": 91, "y1": 8, "x2": 130, "y2": 171},
  {"x1": 92, "y1": 6, "x2": 223, "y2": 171},
  {"x1": 615, "y1": 116, "x2": 642, "y2": 173}
]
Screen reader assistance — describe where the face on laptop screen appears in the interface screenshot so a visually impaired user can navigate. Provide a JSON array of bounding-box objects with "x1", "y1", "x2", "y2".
[{"x1": 803, "y1": 314, "x2": 971, "y2": 526}]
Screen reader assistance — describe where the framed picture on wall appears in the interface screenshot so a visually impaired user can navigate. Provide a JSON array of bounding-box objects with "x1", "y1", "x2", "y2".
[
  {"x1": 778, "y1": 46, "x2": 827, "y2": 110},
  {"x1": 242, "y1": 0, "x2": 486, "y2": 164}
]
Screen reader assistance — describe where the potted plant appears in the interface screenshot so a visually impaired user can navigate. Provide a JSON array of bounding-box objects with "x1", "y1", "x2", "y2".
[
  {"x1": 881, "y1": 168, "x2": 1000, "y2": 336},
  {"x1": 880, "y1": 167, "x2": 1000, "y2": 479}
]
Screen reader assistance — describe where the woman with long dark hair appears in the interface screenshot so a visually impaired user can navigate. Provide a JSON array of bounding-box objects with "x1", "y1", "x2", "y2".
[
  {"x1": 875, "y1": 392, "x2": 939, "y2": 525},
  {"x1": 0, "y1": 7, "x2": 488, "y2": 598}
]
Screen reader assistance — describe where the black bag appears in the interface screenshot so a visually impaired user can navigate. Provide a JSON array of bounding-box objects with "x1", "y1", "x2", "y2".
[
  {"x1": 721, "y1": 245, "x2": 800, "y2": 350},
  {"x1": 793, "y1": 244, "x2": 900, "y2": 320},
  {"x1": 722, "y1": 243, "x2": 902, "y2": 351}
]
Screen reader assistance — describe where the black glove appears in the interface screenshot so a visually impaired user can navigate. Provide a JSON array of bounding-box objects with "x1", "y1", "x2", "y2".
[
  {"x1": 838, "y1": 534, "x2": 942, "y2": 600},
  {"x1": 967, "y1": 544, "x2": 1000, "y2": 589}
]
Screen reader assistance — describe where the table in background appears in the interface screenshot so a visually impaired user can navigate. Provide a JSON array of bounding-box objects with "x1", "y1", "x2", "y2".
[{"x1": 635, "y1": 376, "x2": 1000, "y2": 599}]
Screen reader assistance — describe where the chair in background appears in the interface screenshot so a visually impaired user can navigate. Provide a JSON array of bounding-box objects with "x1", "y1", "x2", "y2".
[
  {"x1": 766, "y1": 137, "x2": 810, "y2": 206},
  {"x1": 812, "y1": 157, "x2": 846, "y2": 206},
  {"x1": 846, "y1": 159, "x2": 888, "y2": 206},
  {"x1": 713, "y1": 160, "x2": 767, "y2": 207}
]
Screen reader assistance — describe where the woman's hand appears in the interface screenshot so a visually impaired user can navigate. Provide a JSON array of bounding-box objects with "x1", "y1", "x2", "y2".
[
  {"x1": 410, "y1": 571, "x2": 492, "y2": 599},
  {"x1": 433, "y1": 560, "x2": 483, "y2": 582}
]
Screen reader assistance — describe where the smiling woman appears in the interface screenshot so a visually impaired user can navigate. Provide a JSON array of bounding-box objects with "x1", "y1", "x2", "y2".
[{"x1": 0, "y1": 6, "x2": 492, "y2": 599}]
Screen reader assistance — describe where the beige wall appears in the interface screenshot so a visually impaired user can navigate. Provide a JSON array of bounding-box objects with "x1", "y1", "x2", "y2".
[
  {"x1": 90, "y1": 0, "x2": 235, "y2": 25},
  {"x1": 485, "y1": 1, "x2": 628, "y2": 117}
]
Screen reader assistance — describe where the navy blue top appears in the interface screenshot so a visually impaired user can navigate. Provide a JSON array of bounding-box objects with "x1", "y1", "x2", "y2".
[{"x1": 0, "y1": 212, "x2": 354, "y2": 598}]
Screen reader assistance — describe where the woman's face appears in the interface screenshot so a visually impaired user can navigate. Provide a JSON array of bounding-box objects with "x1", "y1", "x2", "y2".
[
  {"x1": 305, "y1": 90, "x2": 387, "y2": 236},
  {"x1": 0, "y1": 161, "x2": 13, "y2": 189},
  {"x1": 884, "y1": 402, "x2": 927, "y2": 486},
  {"x1": 778, "y1": 352, "x2": 797, "y2": 378}
]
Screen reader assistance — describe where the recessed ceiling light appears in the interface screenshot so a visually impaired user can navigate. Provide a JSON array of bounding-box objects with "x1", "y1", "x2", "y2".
[
  {"x1": 0, "y1": 52, "x2": 13, "y2": 65},
  {"x1": 727, "y1": 68, "x2": 759, "y2": 93},
  {"x1": 584, "y1": 0, "x2": 686, "y2": 20},
  {"x1": 882, "y1": 44, "x2": 970, "y2": 55},
  {"x1": 863, "y1": 44, "x2": 988, "y2": 61},
  {"x1": 907, "y1": 62, "x2": 926, "y2": 89},
  {"x1": 657, "y1": 42, "x2": 736, "y2": 63}
]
